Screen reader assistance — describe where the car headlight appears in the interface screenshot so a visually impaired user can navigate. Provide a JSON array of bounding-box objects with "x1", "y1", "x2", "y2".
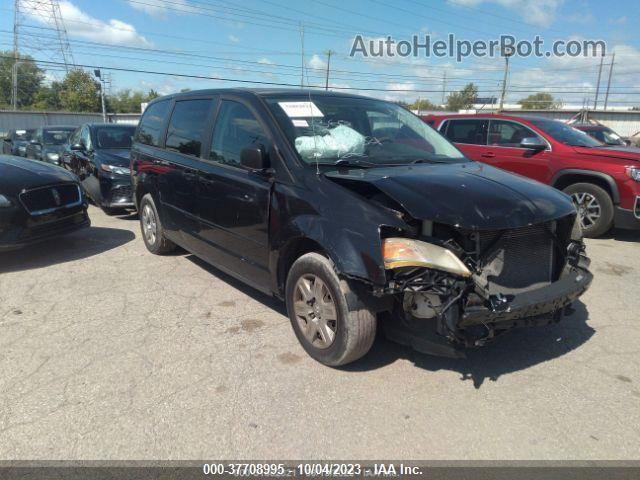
[
  {"x1": 0, "y1": 194, "x2": 12, "y2": 208},
  {"x1": 18, "y1": 145, "x2": 26, "y2": 153},
  {"x1": 101, "y1": 164, "x2": 131, "y2": 175},
  {"x1": 626, "y1": 167, "x2": 640, "y2": 182},
  {"x1": 382, "y1": 237, "x2": 472, "y2": 277},
  {"x1": 45, "y1": 152, "x2": 60, "y2": 162},
  {"x1": 570, "y1": 215, "x2": 583, "y2": 241}
]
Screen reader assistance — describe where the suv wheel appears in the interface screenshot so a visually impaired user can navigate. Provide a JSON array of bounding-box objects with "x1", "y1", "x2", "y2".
[
  {"x1": 285, "y1": 252, "x2": 376, "y2": 367},
  {"x1": 563, "y1": 183, "x2": 614, "y2": 238},
  {"x1": 139, "y1": 194, "x2": 176, "y2": 254}
]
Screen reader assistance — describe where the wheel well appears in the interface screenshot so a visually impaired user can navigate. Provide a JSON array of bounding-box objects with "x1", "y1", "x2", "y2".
[
  {"x1": 277, "y1": 237, "x2": 327, "y2": 293},
  {"x1": 553, "y1": 173, "x2": 616, "y2": 204}
]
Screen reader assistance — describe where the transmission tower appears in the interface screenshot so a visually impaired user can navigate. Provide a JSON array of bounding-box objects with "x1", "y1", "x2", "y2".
[{"x1": 12, "y1": 0, "x2": 76, "y2": 108}]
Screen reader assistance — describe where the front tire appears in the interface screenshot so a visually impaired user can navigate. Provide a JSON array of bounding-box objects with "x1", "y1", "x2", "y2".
[
  {"x1": 285, "y1": 252, "x2": 376, "y2": 367},
  {"x1": 139, "y1": 194, "x2": 175, "y2": 255},
  {"x1": 563, "y1": 183, "x2": 614, "y2": 238}
]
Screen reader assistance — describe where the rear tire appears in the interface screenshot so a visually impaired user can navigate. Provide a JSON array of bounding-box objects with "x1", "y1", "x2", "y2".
[
  {"x1": 563, "y1": 183, "x2": 614, "y2": 238},
  {"x1": 285, "y1": 252, "x2": 376, "y2": 367},
  {"x1": 139, "y1": 194, "x2": 176, "y2": 255}
]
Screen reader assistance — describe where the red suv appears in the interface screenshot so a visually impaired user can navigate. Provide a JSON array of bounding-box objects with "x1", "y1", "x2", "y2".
[{"x1": 425, "y1": 113, "x2": 640, "y2": 237}]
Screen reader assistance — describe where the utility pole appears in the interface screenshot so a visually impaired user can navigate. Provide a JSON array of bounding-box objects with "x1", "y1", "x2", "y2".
[
  {"x1": 593, "y1": 53, "x2": 605, "y2": 110},
  {"x1": 12, "y1": 0, "x2": 19, "y2": 110},
  {"x1": 299, "y1": 23, "x2": 305, "y2": 88},
  {"x1": 324, "y1": 50, "x2": 333, "y2": 90},
  {"x1": 441, "y1": 70, "x2": 447, "y2": 106},
  {"x1": 499, "y1": 46, "x2": 514, "y2": 111},
  {"x1": 94, "y1": 69, "x2": 107, "y2": 123},
  {"x1": 604, "y1": 52, "x2": 616, "y2": 111}
]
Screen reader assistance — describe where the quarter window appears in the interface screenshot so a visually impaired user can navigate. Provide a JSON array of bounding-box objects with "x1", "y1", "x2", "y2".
[
  {"x1": 165, "y1": 99, "x2": 214, "y2": 157},
  {"x1": 488, "y1": 120, "x2": 543, "y2": 148},
  {"x1": 209, "y1": 101, "x2": 268, "y2": 168},
  {"x1": 443, "y1": 119, "x2": 487, "y2": 145},
  {"x1": 136, "y1": 100, "x2": 170, "y2": 147}
]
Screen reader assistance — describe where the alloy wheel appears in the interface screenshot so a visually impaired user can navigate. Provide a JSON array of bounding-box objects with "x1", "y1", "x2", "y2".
[
  {"x1": 293, "y1": 274, "x2": 338, "y2": 349},
  {"x1": 141, "y1": 203, "x2": 157, "y2": 245},
  {"x1": 571, "y1": 192, "x2": 601, "y2": 229}
]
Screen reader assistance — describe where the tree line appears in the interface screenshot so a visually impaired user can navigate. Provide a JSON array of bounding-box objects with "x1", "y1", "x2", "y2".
[
  {"x1": 0, "y1": 51, "x2": 158, "y2": 113},
  {"x1": 2, "y1": 52, "x2": 562, "y2": 114}
]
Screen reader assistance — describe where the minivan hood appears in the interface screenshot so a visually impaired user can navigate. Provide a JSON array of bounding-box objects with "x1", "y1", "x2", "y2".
[
  {"x1": 96, "y1": 149, "x2": 130, "y2": 167},
  {"x1": 0, "y1": 155, "x2": 76, "y2": 196},
  {"x1": 324, "y1": 162, "x2": 575, "y2": 230},
  {"x1": 573, "y1": 146, "x2": 640, "y2": 161}
]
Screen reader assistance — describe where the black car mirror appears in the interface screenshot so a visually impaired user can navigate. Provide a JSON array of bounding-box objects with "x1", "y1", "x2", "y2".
[
  {"x1": 240, "y1": 146, "x2": 271, "y2": 172},
  {"x1": 520, "y1": 137, "x2": 546, "y2": 150},
  {"x1": 70, "y1": 143, "x2": 85, "y2": 151}
]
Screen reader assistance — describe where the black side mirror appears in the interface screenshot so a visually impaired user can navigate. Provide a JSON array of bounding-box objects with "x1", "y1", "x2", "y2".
[
  {"x1": 240, "y1": 146, "x2": 271, "y2": 172},
  {"x1": 520, "y1": 137, "x2": 546, "y2": 150},
  {"x1": 70, "y1": 143, "x2": 85, "y2": 151}
]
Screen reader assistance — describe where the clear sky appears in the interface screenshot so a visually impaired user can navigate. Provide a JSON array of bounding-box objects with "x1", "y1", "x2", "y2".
[{"x1": 2, "y1": 0, "x2": 639, "y2": 107}]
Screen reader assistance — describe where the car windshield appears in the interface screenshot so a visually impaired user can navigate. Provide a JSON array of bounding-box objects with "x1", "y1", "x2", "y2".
[
  {"x1": 265, "y1": 95, "x2": 467, "y2": 166},
  {"x1": 14, "y1": 130, "x2": 31, "y2": 141},
  {"x1": 529, "y1": 119, "x2": 602, "y2": 147},
  {"x1": 95, "y1": 126, "x2": 136, "y2": 149},
  {"x1": 43, "y1": 129, "x2": 74, "y2": 145}
]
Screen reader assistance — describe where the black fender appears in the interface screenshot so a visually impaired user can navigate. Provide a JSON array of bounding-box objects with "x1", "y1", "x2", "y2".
[{"x1": 551, "y1": 169, "x2": 620, "y2": 204}]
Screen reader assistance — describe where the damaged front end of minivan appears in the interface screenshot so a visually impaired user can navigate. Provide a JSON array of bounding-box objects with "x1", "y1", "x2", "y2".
[
  {"x1": 324, "y1": 165, "x2": 593, "y2": 358},
  {"x1": 376, "y1": 217, "x2": 591, "y2": 357}
]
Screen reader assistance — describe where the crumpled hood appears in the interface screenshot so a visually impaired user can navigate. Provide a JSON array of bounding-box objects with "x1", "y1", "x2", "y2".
[
  {"x1": 96, "y1": 149, "x2": 131, "y2": 168},
  {"x1": 0, "y1": 155, "x2": 76, "y2": 196},
  {"x1": 324, "y1": 162, "x2": 576, "y2": 230},
  {"x1": 573, "y1": 146, "x2": 640, "y2": 161}
]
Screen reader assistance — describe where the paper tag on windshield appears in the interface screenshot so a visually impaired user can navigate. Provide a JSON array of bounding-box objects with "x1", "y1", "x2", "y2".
[
  {"x1": 292, "y1": 119, "x2": 309, "y2": 127},
  {"x1": 278, "y1": 101, "x2": 324, "y2": 118}
]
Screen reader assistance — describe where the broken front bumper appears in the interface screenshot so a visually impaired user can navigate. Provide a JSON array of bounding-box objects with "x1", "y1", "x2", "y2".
[{"x1": 461, "y1": 266, "x2": 593, "y2": 327}]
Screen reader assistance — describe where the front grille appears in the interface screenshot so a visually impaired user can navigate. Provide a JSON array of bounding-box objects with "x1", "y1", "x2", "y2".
[
  {"x1": 477, "y1": 223, "x2": 555, "y2": 294},
  {"x1": 20, "y1": 184, "x2": 81, "y2": 215}
]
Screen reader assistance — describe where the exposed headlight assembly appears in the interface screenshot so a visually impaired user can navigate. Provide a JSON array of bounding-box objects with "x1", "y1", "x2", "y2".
[
  {"x1": 101, "y1": 164, "x2": 131, "y2": 175},
  {"x1": 0, "y1": 194, "x2": 12, "y2": 208},
  {"x1": 382, "y1": 237, "x2": 471, "y2": 278}
]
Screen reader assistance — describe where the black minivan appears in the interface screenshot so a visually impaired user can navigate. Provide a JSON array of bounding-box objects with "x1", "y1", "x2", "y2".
[{"x1": 131, "y1": 89, "x2": 592, "y2": 366}]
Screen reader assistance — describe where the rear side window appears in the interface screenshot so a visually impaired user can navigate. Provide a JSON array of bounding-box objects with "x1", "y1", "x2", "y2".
[
  {"x1": 444, "y1": 119, "x2": 487, "y2": 145},
  {"x1": 209, "y1": 101, "x2": 269, "y2": 168},
  {"x1": 165, "y1": 99, "x2": 213, "y2": 157},
  {"x1": 136, "y1": 100, "x2": 170, "y2": 147}
]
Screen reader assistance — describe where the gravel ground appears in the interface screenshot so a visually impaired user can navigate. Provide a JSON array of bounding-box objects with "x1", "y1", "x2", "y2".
[{"x1": 1, "y1": 206, "x2": 639, "y2": 460}]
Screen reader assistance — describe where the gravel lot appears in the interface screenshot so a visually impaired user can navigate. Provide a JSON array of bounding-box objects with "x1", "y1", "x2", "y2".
[{"x1": 1, "y1": 205, "x2": 639, "y2": 460}]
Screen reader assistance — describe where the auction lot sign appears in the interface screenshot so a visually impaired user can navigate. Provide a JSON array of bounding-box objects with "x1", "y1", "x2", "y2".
[{"x1": 0, "y1": 461, "x2": 639, "y2": 479}]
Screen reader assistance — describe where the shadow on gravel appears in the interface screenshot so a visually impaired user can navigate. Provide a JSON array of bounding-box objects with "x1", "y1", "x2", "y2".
[
  {"x1": 184, "y1": 253, "x2": 594, "y2": 389},
  {"x1": 0, "y1": 226, "x2": 135, "y2": 274},
  {"x1": 186, "y1": 255, "x2": 286, "y2": 315},
  {"x1": 604, "y1": 228, "x2": 640, "y2": 243},
  {"x1": 345, "y1": 301, "x2": 594, "y2": 389}
]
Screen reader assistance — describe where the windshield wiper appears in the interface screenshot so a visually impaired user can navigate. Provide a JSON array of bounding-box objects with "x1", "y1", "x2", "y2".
[{"x1": 334, "y1": 158, "x2": 377, "y2": 168}]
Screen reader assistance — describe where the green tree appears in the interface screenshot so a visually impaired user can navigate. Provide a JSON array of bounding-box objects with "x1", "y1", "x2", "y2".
[
  {"x1": 445, "y1": 83, "x2": 478, "y2": 111},
  {"x1": 518, "y1": 92, "x2": 560, "y2": 110},
  {"x1": 0, "y1": 51, "x2": 45, "y2": 109},
  {"x1": 411, "y1": 98, "x2": 440, "y2": 111},
  {"x1": 107, "y1": 89, "x2": 163, "y2": 113},
  {"x1": 58, "y1": 69, "x2": 101, "y2": 112},
  {"x1": 32, "y1": 82, "x2": 63, "y2": 110}
]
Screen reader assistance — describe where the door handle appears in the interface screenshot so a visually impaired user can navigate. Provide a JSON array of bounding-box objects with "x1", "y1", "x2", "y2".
[{"x1": 481, "y1": 152, "x2": 496, "y2": 158}]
